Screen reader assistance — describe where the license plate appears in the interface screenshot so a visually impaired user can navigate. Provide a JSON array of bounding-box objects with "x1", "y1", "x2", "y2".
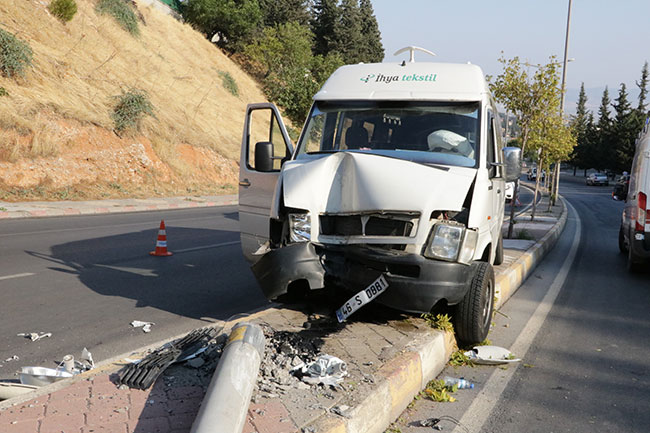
[{"x1": 335, "y1": 275, "x2": 389, "y2": 322}]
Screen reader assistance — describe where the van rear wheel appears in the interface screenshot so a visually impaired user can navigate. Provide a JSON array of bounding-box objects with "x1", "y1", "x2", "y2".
[
  {"x1": 454, "y1": 262, "x2": 495, "y2": 345},
  {"x1": 618, "y1": 226, "x2": 627, "y2": 254},
  {"x1": 627, "y1": 243, "x2": 643, "y2": 272}
]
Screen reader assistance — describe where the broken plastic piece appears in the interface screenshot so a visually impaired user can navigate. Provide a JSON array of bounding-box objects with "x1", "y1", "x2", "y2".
[
  {"x1": 17, "y1": 332, "x2": 52, "y2": 341},
  {"x1": 131, "y1": 320, "x2": 155, "y2": 333},
  {"x1": 464, "y1": 345, "x2": 521, "y2": 365},
  {"x1": 81, "y1": 348, "x2": 95, "y2": 369},
  {"x1": 293, "y1": 354, "x2": 348, "y2": 387},
  {"x1": 5, "y1": 355, "x2": 19, "y2": 362},
  {"x1": 19, "y1": 367, "x2": 73, "y2": 386},
  {"x1": 117, "y1": 327, "x2": 219, "y2": 390}
]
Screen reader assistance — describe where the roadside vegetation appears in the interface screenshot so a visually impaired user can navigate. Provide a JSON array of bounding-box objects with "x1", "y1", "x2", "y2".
[
  {"x1": 180, "y1": 0, "x2": 384, "y2": 125},
  {"x1": 48, "y1": 0, "x2": 78, "y2": 23}
]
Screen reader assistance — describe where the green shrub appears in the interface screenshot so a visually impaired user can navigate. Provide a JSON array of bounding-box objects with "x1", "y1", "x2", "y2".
[
  {"x1": 49, "y1": 0, "x2": 78, "y2": 22},
  {"x1": 218, "y1": 71, "x2": 239, "y2": 97},
  {"x1": 111, "y1": 89, "x2": 154, "y2": 132},
  {"x1": 96, "y1": 0, "x2": 140, "y2": 36},
  {"x1": 0, "y1": 28, "x2": 33, "y2": 78},
  {"x1": 0, "y1": 87, "x2": 7, "y2": 97}
]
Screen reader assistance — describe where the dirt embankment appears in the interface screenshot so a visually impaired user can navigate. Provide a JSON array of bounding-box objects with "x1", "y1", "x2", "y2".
[{"x1": 0, "y1": 0, "x2": 269, "y2": 201}]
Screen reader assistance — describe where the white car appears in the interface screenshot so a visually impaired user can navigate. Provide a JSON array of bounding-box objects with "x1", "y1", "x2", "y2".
[{"x1": 238, "y1": 48, "x2": 521, "y2": 344}]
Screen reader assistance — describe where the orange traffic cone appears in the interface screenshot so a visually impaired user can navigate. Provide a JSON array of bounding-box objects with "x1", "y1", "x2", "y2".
[{"x1": 150, "y1": 220, "x2": 172, "y2": 256}]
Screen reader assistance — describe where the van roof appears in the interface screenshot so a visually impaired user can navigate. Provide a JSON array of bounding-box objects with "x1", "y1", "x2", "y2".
[{"x1": 314, "y1": 62, "x2": 490, "y2": 102}]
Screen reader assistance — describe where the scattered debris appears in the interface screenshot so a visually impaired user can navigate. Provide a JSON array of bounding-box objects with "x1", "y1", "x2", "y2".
[
  {"x1": 118, "y1": 327, "x2": 219, "y2": 389},
  {"x1": 81, "y1": 347, "x2": 95, "y2": 370},
  {"x1": 463, "y1": 345, "x2": 521, "y2": 365},
  {"x1": 19, "y1": 367, "x2": 74, "y2": 386},
  {"x1": 131, "y1": 320, "x2": 155, "y2": 333},
  {"x1": 0, "y1": 382, "x2": 39, "y2": 401},
  {"x1": 330, "y1": 404, "x2": 350, "y2": 418},
  {"x1": 5, "y1": 355, "x2": 19, "y2": 362},
  {"x1": 293, "y1": 354, "x2": 348, "y2": 387},
  {"x1": 443, "y1": 376, "x2": 474, "y2": 389},
  {"x1": 17, "y1": 332, "x2": 52, "y2": 341},
  {"x1": 417, "y1": 415, "x2": 469, "y2": 432}
]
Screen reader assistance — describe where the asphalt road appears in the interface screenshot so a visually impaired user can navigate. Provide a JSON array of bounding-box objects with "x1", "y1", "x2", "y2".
[
  {"x1": 0, "y1": 206, "x2": 267, "y2": 379},
  {"x1": 393, "y1": 173, "x2": 650, "y2": 433}
]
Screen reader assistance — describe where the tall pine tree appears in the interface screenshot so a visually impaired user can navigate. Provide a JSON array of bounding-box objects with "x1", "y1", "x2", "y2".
[
  {"x1": 336, "y1": 0, "x2": 363, "y2": 63},
  {"x1": 637, "y1": 61, "x2": 648, "y2": 115},
  {"x1": 358, "y1": 0, "x2": 384, "y2": 62},
  {"x1": 569, "y1": 83, "x2": 591, "y2": 174},
  {"x1": 595, "y1": 87, "x2": 613, "y2": 171},
  {"x1": 259, "y1": 0, "x2": 310, "y2": 27},
  {"x1": 311, "y1": 0, "x2": 340, "y2": 57},
  {"x1": 612, "y1": 83, "x2": 637, "y2": 172}
]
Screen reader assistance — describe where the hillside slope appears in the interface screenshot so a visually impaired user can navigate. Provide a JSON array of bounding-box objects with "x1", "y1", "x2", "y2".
[{"x1": 0, "y1": 0, "x2": 270, "y2": 200}]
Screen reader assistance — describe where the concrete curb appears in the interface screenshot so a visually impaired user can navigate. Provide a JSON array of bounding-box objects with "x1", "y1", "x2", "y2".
[
  {"x1": 304, "y1": 197, "x2": 568, "y2": 433},
  {"x1": 0, "y1": 195, "x2": 238, "y2": 219}
]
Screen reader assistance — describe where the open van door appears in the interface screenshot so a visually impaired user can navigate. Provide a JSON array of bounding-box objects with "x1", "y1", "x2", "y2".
[{"x1": 239, "y1": 103, "x2": 294, "y2": 263}]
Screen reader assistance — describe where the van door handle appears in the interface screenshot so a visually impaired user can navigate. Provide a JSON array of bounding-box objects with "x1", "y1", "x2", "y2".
[
  {"x1": 239, "y1": 179, "x2": 251, "y2": 187},
  {"x1": 497, "y1": 189, "x2": 501, "y2": 194}
]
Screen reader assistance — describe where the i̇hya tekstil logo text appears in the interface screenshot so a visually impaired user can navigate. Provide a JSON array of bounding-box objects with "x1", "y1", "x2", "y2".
[{"x1": 360, "y1": 73, "x2": 437, "y2": 84}]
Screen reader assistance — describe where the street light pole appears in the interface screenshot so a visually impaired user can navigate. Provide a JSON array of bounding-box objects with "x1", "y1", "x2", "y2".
[{"x1": 553, "y1": 0, "x2": 573, "y2": 205}]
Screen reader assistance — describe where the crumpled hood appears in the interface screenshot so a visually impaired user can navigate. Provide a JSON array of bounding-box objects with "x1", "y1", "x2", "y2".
[{"x1": 281, "y1": 152, "x2": 475, "y2": 216}]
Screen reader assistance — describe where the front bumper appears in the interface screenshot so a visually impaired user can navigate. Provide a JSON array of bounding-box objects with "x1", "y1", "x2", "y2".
[{"x1": 251, "y1": 243, "x2": 474, "y2": 313}]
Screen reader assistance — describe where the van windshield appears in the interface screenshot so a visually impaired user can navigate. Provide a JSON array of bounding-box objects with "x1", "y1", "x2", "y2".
[{"x1": 296, "y1": 101, "x2": 480, "y2": 168}]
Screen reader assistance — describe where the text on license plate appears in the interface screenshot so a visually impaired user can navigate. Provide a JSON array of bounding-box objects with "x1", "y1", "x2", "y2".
[{"x1": 335, "y1": 275, "x2": 389, "y2": 322}]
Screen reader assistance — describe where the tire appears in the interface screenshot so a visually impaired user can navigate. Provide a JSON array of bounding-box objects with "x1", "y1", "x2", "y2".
[
  {"x1": 627, "y1": 241, "x2": 643, "y2": 273},
  {"x1": 454, "y1": 262, "x2": 495, "y2": 345},
  {"x1": 618, "y1": 225, "x2": 628, "y2": 254},
  {"x1": 494, "y1": 233, "x2": 504, "y2": 266}
]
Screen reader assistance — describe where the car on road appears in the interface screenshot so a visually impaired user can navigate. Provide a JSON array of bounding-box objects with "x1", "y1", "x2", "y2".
[
  {"x1": 586, "y1": 172, "x2": 609, "y2": 186},
  {"x1": 238, "y1": 47, "x2": 522, "y2": 344},
  {"x1": 617, "y1": 117, "x2": 650, "y2": 271},
  {"x1": 527, "y1": 167, "x2": 545, "y2": 182}
]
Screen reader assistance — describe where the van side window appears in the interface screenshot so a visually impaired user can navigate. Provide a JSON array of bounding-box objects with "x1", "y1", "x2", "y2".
[
  {"x1": 248, "y1": 108, "x2": 289, "y2": 171},
  {"x1": 487, "y1": 112, "x2": 496, "y2": 178}
]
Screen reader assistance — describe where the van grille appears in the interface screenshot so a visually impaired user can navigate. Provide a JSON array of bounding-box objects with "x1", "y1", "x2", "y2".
[{"x1": 320, "y1": 213, "x2": 417, "y2": 237}]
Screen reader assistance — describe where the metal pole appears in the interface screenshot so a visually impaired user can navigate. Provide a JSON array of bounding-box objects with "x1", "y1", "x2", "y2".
[
  {"x1": 554, "y1": 0, "x2": 573, "y2": 204},
  {"x1": 190, "y1": 323, "x2": 265, "y2": 433}
]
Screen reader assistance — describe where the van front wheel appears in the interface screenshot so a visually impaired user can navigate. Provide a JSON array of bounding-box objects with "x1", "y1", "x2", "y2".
[{"x1": 454, "y1": 262, "x2": 495, "y2": 345}]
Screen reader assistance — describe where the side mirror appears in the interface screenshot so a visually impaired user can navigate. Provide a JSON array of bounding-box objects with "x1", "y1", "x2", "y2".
[
  {"x1": 254, "y1": 141, "x2": 274, "y2": 172},
  {"x1": 503, "y1": 147, "x2": 522, "y2": 182}
]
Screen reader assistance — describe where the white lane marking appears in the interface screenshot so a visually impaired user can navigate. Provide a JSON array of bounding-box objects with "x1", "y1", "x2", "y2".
[
  {"x1": 453, "y1": 199, "x2": 582, "y2": 433},
  {"x1": 0, "y1": 272, "x2": 35, "y2": 281},
  {"x1": 174, "y1": 241, "x2": 240, "y2": 253}
]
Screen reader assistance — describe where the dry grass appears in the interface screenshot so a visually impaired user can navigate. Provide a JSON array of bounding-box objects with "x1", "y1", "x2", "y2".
[{"x1": 0, "y1": 0, "x2": 269, "y2": 161}]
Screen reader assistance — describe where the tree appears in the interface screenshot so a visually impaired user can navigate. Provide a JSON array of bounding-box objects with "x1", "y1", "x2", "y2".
[
  {"x1": 490, "y1": 56, "x2": 565, "y2": 232},
  {"x1": 258, "y1": 0, "x2": 309, "y2": 27},
  {"x1": 336, "y1": 0, "x2": 363, "y2": 64},
  {"x1": 244, "y1": 22, "x2": 343, "y2": 124},
  {"x1": 311, "y1": 0, "x2": 340, "y2": 57},
  {"x1": 612, "y1": 83, "x2": 637, "y2": 173},
  {"x1": 637, "y1": 61, "x2": 648, "y2": 116},
  {"x1": 182, "y1": 0, "x2": 262, "y2": 52},
  {"x1": 594, "y1": 87, "x2": 613, "y2": 171},
  {"x1": 358, "y1": 0, "x2": 384, "y2": 62},
  {"x1": 569, "y1": 82, "x2": 591, "y2": 174}
]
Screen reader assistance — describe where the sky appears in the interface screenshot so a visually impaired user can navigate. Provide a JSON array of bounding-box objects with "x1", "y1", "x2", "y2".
[{"x1": 371, "y1": 0, "x2": 650, "y2": 114}]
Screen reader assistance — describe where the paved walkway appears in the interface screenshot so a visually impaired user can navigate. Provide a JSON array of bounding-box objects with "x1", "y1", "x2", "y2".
[
  {"x1": 0, "y1": 195, "x2": 238, "y2": 219},
  {"x1": 0, "y1": 193, "x2": 567, "y2": 433}
]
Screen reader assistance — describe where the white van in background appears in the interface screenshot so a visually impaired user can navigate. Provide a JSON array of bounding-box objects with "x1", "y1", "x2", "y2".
[
  {"x1": 618, "y1": 116, "x2": 650, "y2": 271},
  {"x1": 238, "y1": 47, "x2": 521, "y2": 344}
]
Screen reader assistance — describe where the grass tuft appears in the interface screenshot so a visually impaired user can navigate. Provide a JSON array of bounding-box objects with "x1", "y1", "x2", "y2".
[
  {"x1": 218, "y1": 71, "x2": 239, "y2": 97},
  {"x1": 111, "y1": 88, "x2": 155, "y2": 133},
  {"x1": 96, "y1": 0, "x2": 140, "y2": 36},
  {"x1": 0, "y1": 27, "x2": 33, "y2": 78},
  {"x1": 49, "y1": 0, "x2": 78, "y2": 23}
]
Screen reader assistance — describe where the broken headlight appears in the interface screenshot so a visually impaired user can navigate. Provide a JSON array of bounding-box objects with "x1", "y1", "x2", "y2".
[
  {"x1": 424, "y1": 222, "x2": 477, "y2": 264},
  {"x1": 288, "y1": 212, "x2": 311, "y2": 243}
]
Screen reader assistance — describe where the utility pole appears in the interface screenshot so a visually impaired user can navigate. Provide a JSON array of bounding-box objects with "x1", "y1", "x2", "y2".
[{"x1": 553, "y1": 0, "x2": 572, "y2": 206}]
